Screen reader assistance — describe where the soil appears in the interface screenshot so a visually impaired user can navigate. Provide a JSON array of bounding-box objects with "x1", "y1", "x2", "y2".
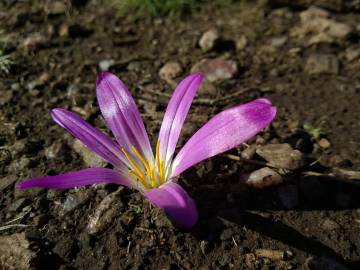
[{"x1": 1, "y1": 0, "x2": 360, "y2": 269}]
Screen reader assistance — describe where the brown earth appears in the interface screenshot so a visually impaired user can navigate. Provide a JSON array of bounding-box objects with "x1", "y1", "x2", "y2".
[{"x1": 1, "y1": 0, "x2": 360, "y2": 269}]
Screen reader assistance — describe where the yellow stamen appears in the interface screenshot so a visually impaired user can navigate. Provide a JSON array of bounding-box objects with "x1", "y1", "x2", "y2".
[
  {"x1": 131, "y1": 146, "x2": 150, "y2": 174},
  {"x1": 150, "y1": 165, "x2": 156, "y2": 187},
  {"x1": 155, "y1": 139, "x2": 163, "y2": 183},
  {"x1": 121, "y1": 148, "x2": 148, "y2": 187},
  {"x1": 155, "y1": 139, "x2": 161, "y2": 171},
  {"x1": 128, "y1": 170, "x2": 149, "y2": 189}
]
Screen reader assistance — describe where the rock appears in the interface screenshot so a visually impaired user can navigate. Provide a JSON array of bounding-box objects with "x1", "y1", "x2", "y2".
[
  {"x1": 240, "y1": 145, "x2": 256, "y2": 160},
  {"x1": 191, "y1": 57, "x2": 238, "y2": 83},
  {"x1": 0, "y1": 233, "x2": 36, "y2": 270},
  {"x1": 305, "y1": 54, "x2": 339, "y2": 75},
  {"x1": 44, "y1": 1, "x2": 68, "y2": 15},
  {"x1": 277, "y1": 184, "x2": 299, "y2": 209},
  {"x1": 345, "y1": 48, "x2": 360, "y2": 62},
  {"x1": 255, "y1": 249, "x2": 284, "y2": 260},
  {"x1": 9, "y1": 139, "x2": 27, "y2": 156},
  {"x1": 245, "y1": 167, "x2": 283, "y2": 189},
  {"x1": 58, "y1": 189, "x2": 93, "y2": 216},
  {"x1": 256, "y1": 144, "x2": 304, "y2": 170},
  {"x1": 22, "y1": 33, "x2": 48, "y2": 52},
  {"x1": 72, "y1": 140, "x2": 107, "y2": 167},
  {"x1": 236, "y1": 35, "x2": 248, "y2": 51},
  {"x1": 292, "y1": 7, "x2": 352, "y2": 45},
  {"x1": 0, "y1": 175, "x2": 17, "y2": 192},
  {"x1": 299, "y1": 7, "x2": 329, "y2": 21},
  {"x1": 87, "y1": 189, "x2": 123, "y2": 234},
  {"x1": 8, "y1": 157, "x2": 30, "y2": 173},
  {"x1": 318, "y1": 138, "x2": 330, "y2": 149},
  {"x1": 245, "y1": 253, "x2": 256, "y2": 268},
  {"x1": 0, "y1": 148, "x2": 12, "y2": 167},
  {"x1": 8, "y1": 198, "x2": 29, "y2": 212},
  {"x1": 200, "y1": 240, "x2": 210, "y2": 255},
  {"x1": 199, "y1": 28, "x2": 221, "y2": 52},
  {"x1": 44, "y1": 140, "x2": 64, "y2": 159},
  {"x1": 0, "y1": 90, "x2": 13, "y2": 105},
  {"x1": 99, "y1": 59, "x2": 115, "y2": 71},
  {"x1": 159, "y1": 62, "x2": 182, "y2": 80},
  {"x1": 332, "y1": 167, "x2": 360, "y2": 180},
  {"x1": 197, "y1": 80, "x2": 217, "y2": 97},
  {"x1": 270, "y1": 36, "x2": 287, "y2": 47}
]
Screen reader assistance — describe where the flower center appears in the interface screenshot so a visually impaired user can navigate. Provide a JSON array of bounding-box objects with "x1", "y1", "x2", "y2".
[{"x1": 121, "y1": 140, "x2": 166, "y2": 189}]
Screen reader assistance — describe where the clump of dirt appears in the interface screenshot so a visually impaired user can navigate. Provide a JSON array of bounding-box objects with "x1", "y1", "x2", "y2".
[{"x1": 1, "y1": 0, "x2": 360, "y2": 269}]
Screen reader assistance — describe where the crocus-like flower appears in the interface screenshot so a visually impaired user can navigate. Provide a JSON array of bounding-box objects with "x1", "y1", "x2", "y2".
[{"x1": 17, "y1": 72, "x2": 276, "y2": 227}]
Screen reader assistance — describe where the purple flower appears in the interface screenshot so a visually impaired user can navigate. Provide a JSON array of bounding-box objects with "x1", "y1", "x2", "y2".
[{"x1": 17, "y1": 72, "x2": 276, "y2": 227}]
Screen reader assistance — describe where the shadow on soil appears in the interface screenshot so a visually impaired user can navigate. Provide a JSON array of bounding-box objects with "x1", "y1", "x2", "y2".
[{"x1": 190, "y1": 174, "x2": 360, "y2": 269}]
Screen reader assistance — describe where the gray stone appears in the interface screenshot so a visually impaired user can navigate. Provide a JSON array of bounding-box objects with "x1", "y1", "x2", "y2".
[
  {"x1": 197, "y1": 80, "x2": 217, "y2": 97},
  {"x1": 44, "y1": 140, "x2": 64, "y2": 159},
  {"x1": 87, "y1": 189, "x2": 123, "y2": 234},
  {"x1": 292, "y1": 7, "x2": 352, "y2": 45},
  {"x1": 270, "y1": 36, "x2": 287, "y2": 47},
  {"x1": 200, "y1": 240, "x2": 210, "y2": 255},
  {"x1": 0, "y1": 233, "x2": 36, "y2": 270},
  {"x1": 72, "y1": 140, "x2": 107, "y2": 167},
  {"x1": 240, "y1": 145, "x2": 256, "y2": 160},
  {"x1": 0, "y1": 175, "x2": 17, "y2": 192},
  {"x1": 245, "y1": 167, "x2": 283, "y2": 189},
  {"x1": 236, "y1": 35, "x2": 248, "y2": 51},
  {"x1": 8, "y1": 198, "x2": 29, "y2": 212},
  {"x1": 0, "y1": 90, "x2": 13, "y2": 105},
  {"x1": 305, "y1": 54, "x2": 339, "y2": 75},
  {"x1": 191, "y1": 57, "x2": 238, "y2": 83},
  {"x1": 58, "y1": 189, "x2": 93, "y2": 216},
  {"x1": 22, "y1": 33, "x2": 48, "y2": 52},
  {"x1": 199, "y1": 28, "x2": 221, "y2": 52},
  {"x1": 256, "y1": 143, "x2": 304, "y2": 170},
  {"x1": 8, "y1": 157, "x2": 30, "y2": 173},
  {"x1": 45, "y1": 1, "x2": 68, "y2": 15},
  {"x1": 345, "y1": 48, "x2": 360, "y2": 62},
  {"x1": 99, "y1": 59, "x2": 115, "y2": 71},
  {"x1": 159, "y1": 61, "x2": 183, "y2": 80}
]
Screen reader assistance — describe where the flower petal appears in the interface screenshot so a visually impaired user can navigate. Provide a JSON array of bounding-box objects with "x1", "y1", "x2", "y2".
[
  {"x1": 96, "y1": 72, "x2": 153, "y2": 162},
  {"x1": 144, "y1": 182, "x2": 198, "y2": 227},
  {"x1": 158, "y1": 73, "x2": 203, "y2": 166},
  {"x1": 51, "y1": 109, "x2": 126, "y2": 168},
  {"x1": 172, "y1": 98, "x2": 277, "y2": 177},
  {"x1": 16, "y1": 168, "x2": 134, "y2": 189}
]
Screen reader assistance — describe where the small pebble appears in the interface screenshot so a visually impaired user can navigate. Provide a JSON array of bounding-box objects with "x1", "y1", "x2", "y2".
[{"x1": 199, "y1": 28, "x2": 220, "y2": 52}]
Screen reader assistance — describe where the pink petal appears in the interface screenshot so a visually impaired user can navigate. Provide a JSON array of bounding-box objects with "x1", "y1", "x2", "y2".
[
  {"x1": 144, "y1": 182, "x2": 198, "y2": 227},
  {"x1": 96, "y1": 72, "x2": 153, "y2": 162},
  {"x1": 172, "y1": 98, "x2": 277, "y2": 177},
  {"x1": 51, "y1": 109, "x2": 126, "y2": 167},
  {"x1": 16, "y1": 168, "x2": 134, "y2": 189},
  {"x1": 158, "y1": 73, "x2": 203, "y2": 165}
]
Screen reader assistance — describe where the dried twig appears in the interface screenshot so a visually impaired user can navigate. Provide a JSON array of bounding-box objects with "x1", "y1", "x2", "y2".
[{"x1": 0, "y1": 224, "x2": 30, "y2": 232}]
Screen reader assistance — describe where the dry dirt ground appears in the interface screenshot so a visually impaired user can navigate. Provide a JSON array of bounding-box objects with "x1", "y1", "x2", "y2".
[{"x1": 1, "y1": 0, "x2": 360, "y2": 269}]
